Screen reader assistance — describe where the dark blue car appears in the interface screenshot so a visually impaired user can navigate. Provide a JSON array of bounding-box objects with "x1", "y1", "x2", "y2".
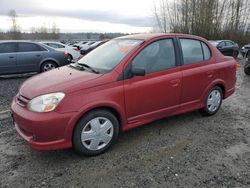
[{"x1": 0, "y1": 41, "x2": 70, "y2": 75}]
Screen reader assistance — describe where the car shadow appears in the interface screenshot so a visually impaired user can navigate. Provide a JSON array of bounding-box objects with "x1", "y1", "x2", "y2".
[{"x1": 28, "y1": 110, "x2": 203, "y2": 161}]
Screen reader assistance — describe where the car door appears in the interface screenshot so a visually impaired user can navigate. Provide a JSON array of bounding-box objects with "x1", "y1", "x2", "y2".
[
  {"x1": 0, "y1": 42, "x2": 17, "y2": 74},
  {"x1": 178, "y1": 38, "x2": 214, "y2": 111},
  {"x1": 124, "y1": 38, "x2": 182, "y2": 123},
  {"x1": 16, "y1": 42, "x2": 44, "y2": 73},
  {"x1": 225, "y1": 41, "x2": 235, "y2": 56},
  {"x1": 217, "y1": 41, "x2": 227, "y2": 55}
]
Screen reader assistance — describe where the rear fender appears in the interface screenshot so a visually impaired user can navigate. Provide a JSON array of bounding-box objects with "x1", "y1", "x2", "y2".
[
  {"x1": 201, "y1": 80, "x2": 226, "y2": 102},
  {"x1": 40, "y1": 58, "x2": 60, "y2": 67}
]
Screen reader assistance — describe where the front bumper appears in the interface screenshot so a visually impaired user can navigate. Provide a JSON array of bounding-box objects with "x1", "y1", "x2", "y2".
[{"x1": 11, "y1": 97, "x2": 75, "y2": 151}]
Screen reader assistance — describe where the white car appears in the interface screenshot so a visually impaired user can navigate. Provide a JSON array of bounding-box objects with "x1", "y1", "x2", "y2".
[
  {"x1": 79, "y1": 41, "x2": 96, "y2": 50},
  {"x1": 41, "y1": 42, "x2": 81, "y2": 61}
]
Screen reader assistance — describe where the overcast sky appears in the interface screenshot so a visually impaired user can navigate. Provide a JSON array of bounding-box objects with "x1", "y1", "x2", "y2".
[{"x1": 0, "y1": 0, "x2": 155, "y2": 33}]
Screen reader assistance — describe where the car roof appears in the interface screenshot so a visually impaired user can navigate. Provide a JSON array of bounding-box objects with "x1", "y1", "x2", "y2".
[
  {"x1": 41, "y1": 41, "x2": 62, "y2": 43},
  {"x1": 210, "y1": 40, "x2": 233, "y2": 43},
  {"x1": 0, "y1": 40, "x2": 33, "y2": 43},
  {"x1": 117, "y1": 33, "x2": 207, "y2": 41}
]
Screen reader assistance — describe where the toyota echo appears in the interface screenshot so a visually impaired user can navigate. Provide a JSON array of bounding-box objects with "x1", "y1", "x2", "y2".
[{"x1": 11, "y1": 34, "x2": 238, "y2": 156}]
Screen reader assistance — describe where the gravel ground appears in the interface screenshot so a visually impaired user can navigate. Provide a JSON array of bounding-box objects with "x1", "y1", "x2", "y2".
[{"x1": 0, "y1": 61, "x2": 249, "y2": 188}]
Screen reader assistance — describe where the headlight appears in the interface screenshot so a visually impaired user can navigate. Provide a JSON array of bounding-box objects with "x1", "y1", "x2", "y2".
[
  {"x1": 242, "y1": 47, "x2": 245, "y2": 50},
  {"x1": 27, "y1": 92, "x2": 65, "y2": 112}
]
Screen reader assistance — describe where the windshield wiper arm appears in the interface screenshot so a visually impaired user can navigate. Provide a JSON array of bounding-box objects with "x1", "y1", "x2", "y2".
[
  {"x1": 77, "y1": 63, "x2": 99, "y2": 74},
  {"x1": 69, "y1": 63, "x2": 85, "y2": 71}
]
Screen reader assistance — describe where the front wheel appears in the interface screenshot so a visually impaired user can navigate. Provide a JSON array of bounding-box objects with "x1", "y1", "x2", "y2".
[
  {"x1": 73, "y1": 109, "x2": 119, "y2": 156},
  {"x1": 40, "y1": 61, "x2": 57, "y2": 72},
  {"x1": 200, "y1": 86, "x2": 223, "y2": 116},
  {"x1": 67, "y1": 54, "x2": 73, "y2": 62}
]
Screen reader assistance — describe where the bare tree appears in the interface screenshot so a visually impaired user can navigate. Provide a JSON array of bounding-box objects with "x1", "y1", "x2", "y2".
[
  {"x1": 153, "y1": 0, "x2": 250, "y2": 45},
  {"x1": 8, "y1": 9, "x2": 21, "y2": 39}
]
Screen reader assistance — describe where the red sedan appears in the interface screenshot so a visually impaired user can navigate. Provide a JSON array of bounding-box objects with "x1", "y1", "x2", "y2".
[{"x1": 11, "y1": 34, "x2": 238, "y2": 156}]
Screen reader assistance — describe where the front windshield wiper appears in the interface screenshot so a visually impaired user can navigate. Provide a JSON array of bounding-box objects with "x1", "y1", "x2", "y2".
[
  {"x1": 77, "y1": 63, "x2": 99, "y2": 74},
  {"x1": 69, "y1": 63, "x2": 85, "y2": 71}
]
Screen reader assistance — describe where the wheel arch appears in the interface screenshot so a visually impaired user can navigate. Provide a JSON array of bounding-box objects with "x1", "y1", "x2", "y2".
[
  {"x1": 214, "y1": 83, "x2": 225, "y2": 98},
  {"x1": 65, "y1": 102, "x2": 125, "y2": 143},
  {"x1": 40, "y1": 58, "x2": 60, "y2": 67},
  {"x1": 202, "y1": 80, "x2": 227, "y2": 101}
]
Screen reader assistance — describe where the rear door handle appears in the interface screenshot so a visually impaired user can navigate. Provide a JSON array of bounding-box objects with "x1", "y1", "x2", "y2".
[
  {"x1": 36, "y1": 54, "x2": 41, "y2": 57},
  {"x1": 170, "y1": 79, "x2": 180, "y2": 87},
  {"x1": 9, "y1": 56, "x2": 15, "y2": 59}
]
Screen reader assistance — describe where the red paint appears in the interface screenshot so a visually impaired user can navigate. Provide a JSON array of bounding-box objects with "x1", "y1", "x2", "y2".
[{"x1": 11, "y1": 34, "x2": 237, "y2": 151}]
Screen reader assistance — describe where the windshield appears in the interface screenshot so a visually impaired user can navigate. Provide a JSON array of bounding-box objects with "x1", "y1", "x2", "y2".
[{"x1": 77, "y1": 39, "x2": 143, "y2": 73}]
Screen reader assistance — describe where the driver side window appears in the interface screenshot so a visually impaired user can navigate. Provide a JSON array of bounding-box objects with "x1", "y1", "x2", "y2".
[{"x1": 132, "y1": 39, "x2": 176, "y2": 74}]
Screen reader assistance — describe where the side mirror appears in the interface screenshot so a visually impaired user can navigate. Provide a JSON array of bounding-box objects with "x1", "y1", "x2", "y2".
[{"x1": 131, "y1": 67, "x2": 146, "y2": 76}]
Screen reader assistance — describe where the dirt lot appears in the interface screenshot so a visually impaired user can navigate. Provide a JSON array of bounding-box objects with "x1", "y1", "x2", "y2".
[{"x1": 0, "y1": 61, "x2": 249, "y2": 188}]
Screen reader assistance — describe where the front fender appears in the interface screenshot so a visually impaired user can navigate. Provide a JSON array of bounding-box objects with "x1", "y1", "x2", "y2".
[{"x1": 63, "y1": 100, "x2": 126, "y2": 143}]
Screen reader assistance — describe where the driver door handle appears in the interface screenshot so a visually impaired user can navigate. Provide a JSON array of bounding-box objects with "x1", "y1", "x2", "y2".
[{"x1": 170, "y1": 79, "x2": 180, "y2": 87}]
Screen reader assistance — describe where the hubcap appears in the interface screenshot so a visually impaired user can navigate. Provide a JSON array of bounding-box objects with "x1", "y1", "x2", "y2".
[
  {"x1": 207, "y1": 90, "x2": 221, "y2": 112},
  {"x1": 81, "y1": 117, "x2": 114, "y2": 151},
  {"x1": 43, "y1": 63, "x2": 56, "y2": 71}
]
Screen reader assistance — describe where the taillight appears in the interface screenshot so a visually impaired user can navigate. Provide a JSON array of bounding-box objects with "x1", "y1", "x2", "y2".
[
  {"x1": 73, "y1": 47, "x2": 79, "y2": 51},
  {"x1": 64, "y1": 51, "x2": 68, "y2": 58},
  {"x1": 236, "y1": 63, "x2": 241, "y2": 70}
]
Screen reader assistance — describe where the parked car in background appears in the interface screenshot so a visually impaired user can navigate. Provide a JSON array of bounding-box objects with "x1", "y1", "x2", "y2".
[
  {"x1": 0, "y1": 41, "x2": 70, "y2": 75},
  {"x1": 73, "y1": 41, "x2": 89, "y2": 49},
  {"x1": 240, "y1": 43, "x2": 250, "y2": 57},
  {"x1": 11, "y1": 34, "x2": 238, "y2": 156},
  {"x1": 41, "y1": 41, "x2": 80, "y2": 61},
  {"x1": 210, "y1": 40, "x2": 239, "y2": 59},
  {"x1": 244, "y1": 50, "x2": 250, "y2": 75},
  {"x1": 79, "y1": 41, "x2": 96, "y2": 50},
  {"x1": 80, "y1": 40, "x2": 109, "y2": 55}
]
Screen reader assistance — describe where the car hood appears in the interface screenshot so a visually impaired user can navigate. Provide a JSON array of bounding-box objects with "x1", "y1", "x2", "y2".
[{"x1": 19, "y1": 66, "x2": 104, "y2": 99}]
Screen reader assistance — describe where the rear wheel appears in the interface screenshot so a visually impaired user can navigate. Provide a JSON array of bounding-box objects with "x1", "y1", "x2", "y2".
[
  {"x1": 40, "y1": 61, "x2": 57, "y2": 72},
  {"x1": 73, "y1": 109, "x2": 119, "y2": 156},
  {"x1": 244, "y1": 66, "x2": 250, "y2": 75},
  {"x1": 200, "y1": 86, "x2": 223, "y2": 116},
  {"x1": 67, "y1": 54, "x2": 73, "y2": 62},
  {"x1": 232, "y1": 50, "x2": 239, "y2": 59}
]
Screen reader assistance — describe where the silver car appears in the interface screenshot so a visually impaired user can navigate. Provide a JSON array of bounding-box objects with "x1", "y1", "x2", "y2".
[{"x1": 0, "y1": 41, "x2": 70, "y2": 75}]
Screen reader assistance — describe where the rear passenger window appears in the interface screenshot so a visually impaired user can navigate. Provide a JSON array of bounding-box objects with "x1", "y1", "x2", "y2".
[
  {"x1": 180, "y1": 39, "x2": 211, "y2": 65},
  {"x1": 132, "y1": 39, "x2": 176, "y2": 74},
  {"x1": 18, "y1": 43, "x2": 44, "y2": 52},
  {"x1": 201, "y1": 42, "x2": 211, "y2": 60},
  {"x1": 226, "y1": 41, "x2": 234, "y2": 46},
  {"x1": 0, "y1": 43, "x2": 17, "y2": 53},
  {"x1": 47, "y1": 43, "x2": 65, "y2": 48},
  {"x1": 218, "y1": 42, "x2": 226, "y2": 48}
]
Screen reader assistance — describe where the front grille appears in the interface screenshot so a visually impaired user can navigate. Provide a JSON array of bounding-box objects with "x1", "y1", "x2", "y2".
[{"x1": 16, "y1": 94, "x2": 30, "y2": 107}]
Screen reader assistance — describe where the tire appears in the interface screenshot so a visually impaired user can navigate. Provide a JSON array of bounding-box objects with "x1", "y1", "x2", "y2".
[
  {"x1": 232, "y1": 50, "x2": 239, "y2": 59},
  {"x1": 199, "y1": 86, "x2": 223, "y2": 116},
  {"x1": 67, "y1": 54, "x2": 73, "y2": 62},
  {"x1": 73, "y1": 109, "x2": 119, "y2": 156},
  {"x1": 244, "y1": 67, "x2": 250, "y2": 75},
  {"x1": 40, "y1": 61, "x2": 57, "y2": 72}
]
